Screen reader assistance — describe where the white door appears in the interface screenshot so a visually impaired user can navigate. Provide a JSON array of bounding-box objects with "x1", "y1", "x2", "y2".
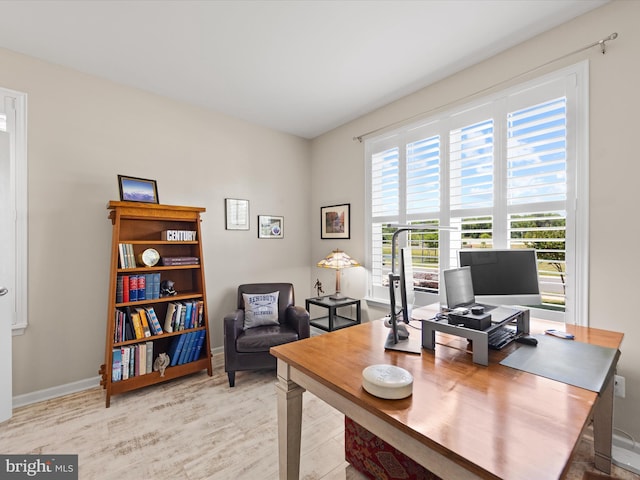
[{"x1": 0, "y1": 115, "x2": 14, "y2": 422}]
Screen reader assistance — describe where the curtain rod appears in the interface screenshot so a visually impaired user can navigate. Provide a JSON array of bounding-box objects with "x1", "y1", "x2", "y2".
[{"x1": 354, "y1": 32, "x2": 618, "y2": 143}]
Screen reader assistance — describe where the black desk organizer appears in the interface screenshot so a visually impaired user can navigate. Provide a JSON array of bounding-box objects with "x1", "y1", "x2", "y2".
[{"x1": 421, "y1": 307, "x2": 530, "y2": 366}]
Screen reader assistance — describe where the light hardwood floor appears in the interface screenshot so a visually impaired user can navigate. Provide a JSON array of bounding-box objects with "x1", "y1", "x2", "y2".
[{"x1": 0, "y1": 353, "x2": 637, "y2": 480}]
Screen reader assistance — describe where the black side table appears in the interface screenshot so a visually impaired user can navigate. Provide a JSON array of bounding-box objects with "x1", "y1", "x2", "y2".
[{"x1": 306, "y1": 296, "x2": 361, "y2": 332}]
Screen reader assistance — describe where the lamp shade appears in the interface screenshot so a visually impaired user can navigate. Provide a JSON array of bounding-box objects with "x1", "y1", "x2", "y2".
[
  {"x1": 317, "y1": 249, "x2": 359, "y2": 300},
  {"x1": 316, "y1": 249, "x2": 360, "y2": 270}
]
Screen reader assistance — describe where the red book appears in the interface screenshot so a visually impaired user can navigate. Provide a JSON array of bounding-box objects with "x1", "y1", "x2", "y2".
[
  {"x1": 137, "y1": 274, "x2": 146, "y2": 301},
  {"x1": 122, "y1": 275, "x2": 130, "y2": 303},
  {"x1": 129, "y1": 275, "x2": 138, "y2": 302}
]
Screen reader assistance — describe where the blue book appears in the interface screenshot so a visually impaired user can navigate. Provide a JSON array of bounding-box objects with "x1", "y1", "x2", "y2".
[
  {"x1": 129, "y1": 346, "x2": 136, "y2": 378},
  {"x1": 153, "y1": 273, "x2": 161, "y2": 299},
  {"x1": 145, "y1": 274, "x2": 154, "y2": 300},
  {"x1": 137, "y1": 274, "x2": 146, "y2": 301},
  {"x1": 185, "y1": 330, "x2": 199, "y2": 363},
  {"x1": 151, "y1": 273, "x2": 160, "y2": 298},
  {"x1": 129, "y1": 275, "x2": 138, "y2": 302},
  {"x1": 168, "y1": 334, "x2": 188, "y2": 367},
  {"x1": 112, "y1": 348, "x2": 122, "y2": 382},
  {"x1": 144, "y1": 307, "x2": 163, "y2": 335},
  {"x1": 184, "y1": 301, "x2": 193, "y2": 329},
  {"x1": 190, "y1": 330, "x2": 206, "y2": 363},
  {"x1": 178, "y1": 332, "x2": 196, "y2": 365}
]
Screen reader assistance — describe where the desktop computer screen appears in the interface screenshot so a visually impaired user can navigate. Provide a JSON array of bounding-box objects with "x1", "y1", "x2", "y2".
[
  {"x1": 385, "y1": 247, "x2": 421, "y2": 354},
  {"x1": 458, "y1": 249, "x2": 541, "y2": 306},
  {"x1": 399, "y1": 247, "x2": 414, "y2": 324}
]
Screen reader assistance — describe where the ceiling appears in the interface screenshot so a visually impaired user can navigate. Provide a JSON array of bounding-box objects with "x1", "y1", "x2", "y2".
[{"x1": 0, "y1": 0, "x2": 608, "y2": 139}]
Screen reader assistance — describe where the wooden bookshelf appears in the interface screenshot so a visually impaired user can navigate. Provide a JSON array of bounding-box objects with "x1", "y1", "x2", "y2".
[{"x1": 99, "y1": 201, "x2": 212, "y2": 407}]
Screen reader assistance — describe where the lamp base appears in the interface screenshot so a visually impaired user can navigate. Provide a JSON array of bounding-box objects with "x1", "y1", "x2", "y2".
[
  {"x1": 384, "y1": 331, "x2": 422, "y2": 354},
  {"x1": 329, "y1": 292, "x2": 346, "y2": 300}
]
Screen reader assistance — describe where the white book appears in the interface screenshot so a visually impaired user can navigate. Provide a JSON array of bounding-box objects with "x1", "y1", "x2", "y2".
[
  {"x1": 138, "y1": 343, "x2": 146, "y2": 376},
  {"x1": 173, "y1": 303, "x2": 183, "y2": 331},
  {"x1": 164, "y1": 302, "x2": 176, "y2": 333},
  {"x1": 121, "y1": 346, "x2": 130, "y2": 380}
]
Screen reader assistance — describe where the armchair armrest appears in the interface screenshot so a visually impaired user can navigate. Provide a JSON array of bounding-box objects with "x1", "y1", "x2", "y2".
[
  {"x1": 285, "y1": 305, "x2": 310, "y2": 339},
  {"x1": 223, "y1": 309, "x2": 245, "y2": 345}
]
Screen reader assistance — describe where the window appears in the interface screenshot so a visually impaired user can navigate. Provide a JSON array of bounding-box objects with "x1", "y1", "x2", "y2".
[
  {"x1": 365, "y1": 63, "x2": 588, "y2": 324},
  {"x1": 0, "y1": 87, "x2": 28, "y2": 334}
]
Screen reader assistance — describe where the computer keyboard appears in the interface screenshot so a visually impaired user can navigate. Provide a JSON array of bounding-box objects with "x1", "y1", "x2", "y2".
[{"x1": 488, "y1": 327, "x2": 517, "y2": 350}]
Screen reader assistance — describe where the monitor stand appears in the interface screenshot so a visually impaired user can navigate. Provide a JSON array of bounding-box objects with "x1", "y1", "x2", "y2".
[{"x1": 384, "y1": 324, "x2": 422, "y2": 354}]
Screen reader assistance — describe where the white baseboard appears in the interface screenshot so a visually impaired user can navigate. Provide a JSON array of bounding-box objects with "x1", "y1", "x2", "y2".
[
  {"x1": 613, "y1": 432, "x2": 640, "y2": 474},
  {"x1": 211, "y1": 346, "x2": 223, "y2": 355},
  {"x1": 12, "y1": 348, "x2": 224, "y2": 409},
  {"x1": 13, "y1": 376, "x2": 101, "y2": 409}
]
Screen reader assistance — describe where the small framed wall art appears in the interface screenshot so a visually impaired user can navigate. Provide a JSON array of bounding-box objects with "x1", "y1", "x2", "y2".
[
  {"x1": 118, "y1": 175, "x2": 159, "y2": 204},
  {"x1": 321, "y1": 203, "x2": 350, "y2": 239},
  {"x1": 225, "y1": 198, "x2": 250, "y2": 230},
  {"x1": 258, "y1": 215, "x2": 284, "y2": 239}
]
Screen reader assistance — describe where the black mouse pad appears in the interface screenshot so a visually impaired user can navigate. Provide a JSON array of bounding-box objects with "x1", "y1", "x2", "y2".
[{"x1": 500, "y1": 334, "x2": 619, "y2": 392}]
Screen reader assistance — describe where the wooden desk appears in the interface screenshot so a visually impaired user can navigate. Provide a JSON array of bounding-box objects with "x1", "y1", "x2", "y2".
[{"x1": 271, "y1": 312, "x2": 623, "y2": 480}]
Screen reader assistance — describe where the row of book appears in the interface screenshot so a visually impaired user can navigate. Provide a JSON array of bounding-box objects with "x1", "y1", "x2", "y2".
[
  {"x1": 114, "y1": 300, "x2": 205, "y2": 343},
  {"x1": 116, "y1": 273, "x2": 161, "y2": 303},
  {"x1": 161, "y1": 256, "x2": 200, "y2": 266},
  {"x1": 112, "y1": 330, "x2": 207, "y2": 382},
  {"x1": 118, "y1": 243, "x2": 137, "y2": 269},
  {"x1": 166, "y1": 330, "x2": 207, "y2": 367},
  {"x1": 112, "y1": 341, "x2": 154, "y2": 381},
  {"x1": 114, "y1": 306, "x2": 164, "y2": 343},
  {"x1": 119, "y1": 243, "x2": 200, "y2": 269},
  {"x1": 163, "y1": 300, "x2": 204, "y2": 332}
]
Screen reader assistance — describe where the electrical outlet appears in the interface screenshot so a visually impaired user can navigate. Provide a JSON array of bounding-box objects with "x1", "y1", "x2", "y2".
[{"x1": 614, "y1": 374, "x2": 626, "y2": 398}]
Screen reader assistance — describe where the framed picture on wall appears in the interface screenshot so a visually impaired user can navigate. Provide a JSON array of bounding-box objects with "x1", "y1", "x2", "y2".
[
  {"x1": 321, "y1": 203, "x2": 350, "y2": 239},
  {"x1": 118, "y1": 175, "x2": 159, "y2": 204},
  {"x1": 225, "y1": 198, "x2": 250, "y2": 230},
  {"x1": 258, "y1": 215, "x2": 284, "y2": 239}
]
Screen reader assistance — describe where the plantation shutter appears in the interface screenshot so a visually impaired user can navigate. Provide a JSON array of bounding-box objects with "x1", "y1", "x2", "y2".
[{"x1": 365, "y1": 63, "x2": 585, "y2": 323}]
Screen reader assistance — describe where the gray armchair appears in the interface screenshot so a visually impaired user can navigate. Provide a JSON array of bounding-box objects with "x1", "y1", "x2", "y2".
[{"x1": 223, "y1": 283, "x2": 310, "y2": 387}]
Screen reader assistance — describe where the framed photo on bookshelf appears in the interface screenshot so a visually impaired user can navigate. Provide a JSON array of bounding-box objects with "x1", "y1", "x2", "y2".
[
  {"x1": 321, "y1": 203, "x2": 350, "y2": 239},
  {"x1": 225, "y1": 198, "x2": 250, "y2": 230},
  {"x1": 258, "y1": 215, "x2": 284, "y2": 239},
  {"x1": 118, "y1": 175, "x2": 159, "y2": 204}
]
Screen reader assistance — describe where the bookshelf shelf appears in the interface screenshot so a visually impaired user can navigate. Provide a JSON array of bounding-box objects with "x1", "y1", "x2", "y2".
[
  {"x1": 114, "y1": 292, "x2": 204, "y2": 308},
  {"x1": 117, "y1": 265, "x2": 201, "y2": 273},
  {"x1": 123, "y1": 240, "x2": 200, "y2": 245},
  {"x1": 113, "y1": 326, "x2": 207, "y2": 347},
  {"x1": 99, "y1": 201, "x2": 212, "y2": 407}
]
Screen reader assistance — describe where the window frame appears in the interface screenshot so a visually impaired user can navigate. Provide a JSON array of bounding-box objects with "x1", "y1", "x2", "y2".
[
  {"x1": 1, "y1": 87, "x2": 28, "y2": 335},
  {"x1": 365, "y1": 62, "x2": 588, "y2": 325}
]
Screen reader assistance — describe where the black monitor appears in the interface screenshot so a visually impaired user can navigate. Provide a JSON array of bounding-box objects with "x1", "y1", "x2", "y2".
[
  {"x1": 399, "y1": 246, "x2": 415, "y2": 324},
  {"x1": 385, "y1": 247, "x2": 421, "y2": 354},
  {"x1": 458, "y1": 249, "x2": 542, "y2": 306}
]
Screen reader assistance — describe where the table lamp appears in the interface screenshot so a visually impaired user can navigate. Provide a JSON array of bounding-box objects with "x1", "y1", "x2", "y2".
[{"x1": 317, "y1": 249, "x2": 359, "y2": 300}]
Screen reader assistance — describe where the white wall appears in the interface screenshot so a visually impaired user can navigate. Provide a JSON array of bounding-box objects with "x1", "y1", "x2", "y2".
[
  {"x1": 311, "y1": 0, "x2": 640, "y2": 440},
  {"x1": 0, "y1": 47, "x2": 312, "y2": 396}
]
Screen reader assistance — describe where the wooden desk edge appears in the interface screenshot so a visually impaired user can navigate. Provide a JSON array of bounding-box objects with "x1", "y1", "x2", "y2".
[{"x1": 273, "y1": 355, "x2": 490, "y2": 480}]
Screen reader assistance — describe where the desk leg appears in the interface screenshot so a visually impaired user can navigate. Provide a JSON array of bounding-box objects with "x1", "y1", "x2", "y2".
[
  {"x1": 471, "y1": 338, "x2": 489, "y2": 366},
  {"x1": 276, "y1": 359, "x2": 305, "y2": 480},
  {"x1": 421, "y1": 324, "x2": 436, "y2": 350},
  {"x1": 593, "y1": 373, "x2": 614, "y2": 474}
]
